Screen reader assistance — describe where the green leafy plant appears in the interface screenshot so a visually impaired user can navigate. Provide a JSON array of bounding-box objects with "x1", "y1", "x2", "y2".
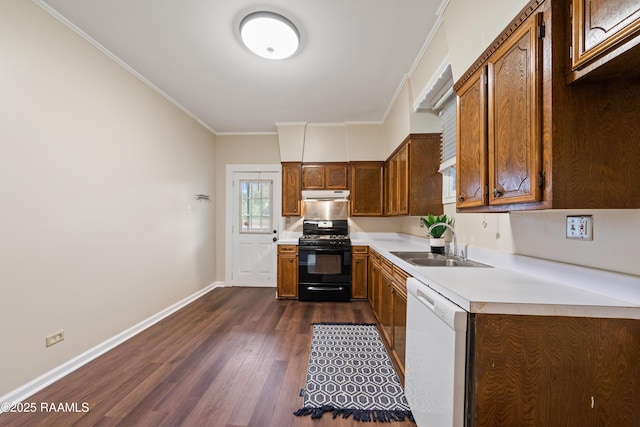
[{"x1": 420, "y1": 214, "x2": 454, "y2": 238}]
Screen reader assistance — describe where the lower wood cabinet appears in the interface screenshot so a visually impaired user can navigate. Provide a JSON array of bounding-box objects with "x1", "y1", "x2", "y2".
[
  {"x1": 391, "y1": 266, "x2": 409, "y2": 379},
  {"x1": 367, "y1": 248, "x2": 410, "y2": 382},
  {"x1": 380, "y1": 265, "x2": 394, "y2": 347},
  {"x1": 276, "y1": 245, "x2": 297, "y2": 299},
  {"x1": 469, "y1": 313, "x2": 640, "y2": 426},
  {"x1": 351, "y1": 246, "x2": 368, "y2": 299},
  {"x1": 368, "y1": 249, "x2": 382, "y2": 317}
]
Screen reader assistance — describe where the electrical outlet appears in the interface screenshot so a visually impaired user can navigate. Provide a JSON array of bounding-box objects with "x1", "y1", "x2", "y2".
[
  {"x1": 419, "y1": 218, "x2": 424, "y2": 228},
  {"x1": 45, "y1": 330, "x2": 65, "y2": 347},
  {"x1": 566, "y1": 215, "x2": 593, "y2": 240}
]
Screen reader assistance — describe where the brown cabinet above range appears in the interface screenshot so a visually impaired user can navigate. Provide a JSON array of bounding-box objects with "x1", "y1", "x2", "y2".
[{"x1": 301, "y1": 163, "x2": 348, "y2": 190}]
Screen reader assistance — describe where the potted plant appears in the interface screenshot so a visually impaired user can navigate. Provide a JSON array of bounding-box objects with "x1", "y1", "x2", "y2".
[{"x1": 420, "y1": 214, "x2": 454, "y2": 254}]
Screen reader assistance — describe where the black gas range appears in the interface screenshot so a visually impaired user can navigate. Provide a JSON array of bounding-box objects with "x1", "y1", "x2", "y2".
[{"x1": 297, "y1": 220, "x2": 351, "y2": 302}]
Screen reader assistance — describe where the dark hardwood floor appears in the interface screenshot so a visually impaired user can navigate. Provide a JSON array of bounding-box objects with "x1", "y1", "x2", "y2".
[{"x1": 0, "y1": 287, "x2": 416, "y2": 427}]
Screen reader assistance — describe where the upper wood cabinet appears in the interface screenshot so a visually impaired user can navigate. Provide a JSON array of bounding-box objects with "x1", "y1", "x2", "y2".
[
  {"x1": 281, "y1": 162, "x2": 302, "y2": 216},
  {"x1": 487, "y1": 14, "x2": 543, "y2": 206},
  {"x1": 457, "y1": 67, "x2": 488, "y2": 208},
  {"x1": 570, "y1": 0, "x2": 640, "y2": 81},
  {"x1": 458, "y1": 13, "x2": 542, "y2": 209},
  {"x1": 350, "y1": 162, "x2": 384, "y2": 216},
  {"x1": 454, "y1": 0, "x2": 640, "y2": 211},
  {"x1": 385, "y1": 153, "x2": 398, "y2": 215},
  {"x1": 385, "y1": 134, "x2": 443, "y2": 217},
  {"x1": 301, "y1": 163, "x2": 348, "y2": 190}
]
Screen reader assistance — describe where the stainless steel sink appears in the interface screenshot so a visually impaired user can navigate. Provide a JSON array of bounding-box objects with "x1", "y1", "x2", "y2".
[{"x1": 389, "y1": 251, "x2": 491, "y2": 268}]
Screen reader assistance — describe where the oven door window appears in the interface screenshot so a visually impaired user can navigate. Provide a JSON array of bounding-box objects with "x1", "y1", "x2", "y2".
[
  {"x1": 307, "y1": 253, "x2": 342, "y2": 275},
  {"x1": 299, "y1": 248, "x2": 351, "y2": 283}
]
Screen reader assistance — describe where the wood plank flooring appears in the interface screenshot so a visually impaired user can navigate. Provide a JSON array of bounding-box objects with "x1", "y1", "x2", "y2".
[{"x1": 0, "y1": 287, "x2": 416, "y2": 427}]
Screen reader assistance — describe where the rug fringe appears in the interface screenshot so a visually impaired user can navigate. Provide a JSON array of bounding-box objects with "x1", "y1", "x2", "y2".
[
  {"x1": 294, "y1": 406, "x2": 414, "y2": 423},
  {"x1": 311, "y1": 322, "x2": 377, "y2": 326}
]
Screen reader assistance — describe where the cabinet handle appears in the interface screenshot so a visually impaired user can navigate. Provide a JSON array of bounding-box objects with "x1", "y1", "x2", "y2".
[
  {"x1": 492, "y1": 188, "x2": 503, "y2": 198},
  {"x1": 458, "y1": 196, "x2": 465, "y2": 202}
]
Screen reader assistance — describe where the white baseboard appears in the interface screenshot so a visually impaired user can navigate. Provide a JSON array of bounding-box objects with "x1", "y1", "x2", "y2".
[{"x1": 0, "y1": 281, "x2": 224, "y2": 410}]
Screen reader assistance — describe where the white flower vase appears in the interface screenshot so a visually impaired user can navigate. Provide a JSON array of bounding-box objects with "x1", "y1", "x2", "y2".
[{"x1": 429, "y1": 237, "x2": 445, "y2": 254}]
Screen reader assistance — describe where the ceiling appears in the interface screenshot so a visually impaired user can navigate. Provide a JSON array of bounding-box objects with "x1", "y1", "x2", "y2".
[{"x1": 36, "y1": 0, "x2": 442, "y2": 134}]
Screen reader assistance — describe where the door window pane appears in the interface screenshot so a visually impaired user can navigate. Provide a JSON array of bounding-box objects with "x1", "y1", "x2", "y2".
[{"x1": 240, "y1": 180, "x2": 273, "y2": 233}]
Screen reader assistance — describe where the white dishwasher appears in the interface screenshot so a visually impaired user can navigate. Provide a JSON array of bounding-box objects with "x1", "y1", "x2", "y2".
[{"x1": 405, "y1": 277, "x2": 468, "y2": 427}]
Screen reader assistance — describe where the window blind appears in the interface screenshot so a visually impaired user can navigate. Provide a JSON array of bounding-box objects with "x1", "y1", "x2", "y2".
[{"x1": 440, "y1": 96, "x2": 457, "y2": 163}]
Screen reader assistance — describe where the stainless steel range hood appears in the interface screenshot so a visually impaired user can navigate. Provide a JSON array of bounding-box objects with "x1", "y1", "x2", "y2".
[{"x1": 301, "y1": 190, "x2": 349, "y2": 220}]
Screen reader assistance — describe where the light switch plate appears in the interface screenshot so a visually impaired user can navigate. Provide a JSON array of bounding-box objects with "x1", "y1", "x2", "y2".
[{"x1": 566, "y1": 215, "x2": 593, "y2": 240}]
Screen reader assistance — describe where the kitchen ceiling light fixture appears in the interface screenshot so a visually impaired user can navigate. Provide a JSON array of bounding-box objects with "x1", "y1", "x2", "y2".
[{"x1": 240, "y1": 11, "x2": 299, "y2": 60}]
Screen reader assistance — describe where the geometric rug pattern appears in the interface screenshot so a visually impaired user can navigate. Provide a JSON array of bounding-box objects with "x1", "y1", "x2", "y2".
[{"x1": 294, "y1": 323, "x2": 414, "y2": 422}]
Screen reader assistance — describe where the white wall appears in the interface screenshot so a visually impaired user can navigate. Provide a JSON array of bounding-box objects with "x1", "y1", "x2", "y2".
[
  {"x1": 346, "y1": 124, "x2": 387, "y2": 161},
  {"x1": 0, "y1": 0, "x2": 216, "y2": 396},
  {"x1": 443, "y1": 0, "x2": 530, "y2": 81},
  {"x1": 215, "y1": 134, "x2": 282, "y2": 282}
]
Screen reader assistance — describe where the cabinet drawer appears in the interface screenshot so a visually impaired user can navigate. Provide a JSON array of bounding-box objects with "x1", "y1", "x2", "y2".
[
  {"x1": 393, "y1": 264, "x2": 411, "y2": 286},
  {"x1": 278, "y1": 245, "x2": 297, "y2": 254},
  {"x1": 352, "y1": 245, "x2": 368, "y2": 254},
  {"x1": 369, "y1": 249, "x2": 381, "y2": 265},
  {"x1": 381, "y1": 257, "x2": 393, "y2": 275}
]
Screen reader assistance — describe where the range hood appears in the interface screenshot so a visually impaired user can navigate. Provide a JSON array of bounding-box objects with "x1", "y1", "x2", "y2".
[
  {"x1": 301, "y1": 190, "x2": 349, "y2": 220},
  {"x1": 301, "y1": 190, "x2": 350, "y2": 201}
]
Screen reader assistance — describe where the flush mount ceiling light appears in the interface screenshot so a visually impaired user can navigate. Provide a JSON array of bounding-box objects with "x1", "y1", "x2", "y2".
[{"x1": 240, "y1": 11, "x2": 299, "y2": 60}]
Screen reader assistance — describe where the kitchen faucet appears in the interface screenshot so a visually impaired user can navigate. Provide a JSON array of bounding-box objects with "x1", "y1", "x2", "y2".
[{"x1": 427, "y1": 222, "x2": 460, "y2": 258}]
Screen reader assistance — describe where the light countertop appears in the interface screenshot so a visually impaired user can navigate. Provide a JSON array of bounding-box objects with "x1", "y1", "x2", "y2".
[{"x1": 282, "y1": 232, "x2": 640, "y2": 319}]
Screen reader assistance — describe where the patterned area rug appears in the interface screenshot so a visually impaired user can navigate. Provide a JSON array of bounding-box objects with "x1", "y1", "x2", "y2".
[{"x1": 294, "y1": 323, "x2": 414, "y2": 422}]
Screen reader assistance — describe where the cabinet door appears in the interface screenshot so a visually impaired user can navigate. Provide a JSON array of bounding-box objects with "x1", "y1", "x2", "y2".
[
  {"x1": 367, "y1": 261, "x2": 375, "y2": 311},
  {"x1": 282, "y1": 163, "x2": 301, "y2": 216},
  {"x1": 572, "y1": 0, "x2": 640, "y2": 70},
  {"x1": 368, "y1": 252, "x2": 381, "y2": 317},
  {"x1": 471, "y1": 314, "x2": 640, "y2": 425},
  {"x1": 487, "y1": 14, "x2": 542, "y2": 205},
  {"x1": 277, "y1": 246, "x2": 298, "y2": 298},
  {"x1": 351, "y1": 249, "x2": 368, "y2": 299},
  {"x1": 392, "y1": 288, "x2": 407, "y2": 378},
  {"x1": 380, "y1": 270, "x2": 394, "y2": 346},
  {"x1": 325, "y1": 164, "x2": 348, "y2": 189},
  {"x1": 397, "y1": 144, "x2": 409, "y2": 215},
  {"x1": 350, "y1": 162, "x2": 384, "y2": 216},
  {"x1": 456, "y1": 67, "x2": 488, "y2": 208},
  {"x1": 301, "y1": 165, "x2": 325, "y2": 189},
  {"x1": 386, "y1": 156, "x2": 398, "y2": 215}
]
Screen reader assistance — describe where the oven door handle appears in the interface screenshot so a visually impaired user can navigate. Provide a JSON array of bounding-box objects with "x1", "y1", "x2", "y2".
[
  {"x1": 305, "y1": 286, "x2": 345, "y2": 291},
  {"x1": 299, "y1": 247, "x2": 351, "y2": 252}
]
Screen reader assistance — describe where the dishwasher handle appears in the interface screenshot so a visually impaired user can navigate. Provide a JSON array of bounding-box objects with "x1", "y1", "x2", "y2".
[
  {"x1": 416, "y1": 289, "x2": 436, "y2": 310},
  {"x1": 408, "y1": 278, "x2": 468, "y2": 332}
]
